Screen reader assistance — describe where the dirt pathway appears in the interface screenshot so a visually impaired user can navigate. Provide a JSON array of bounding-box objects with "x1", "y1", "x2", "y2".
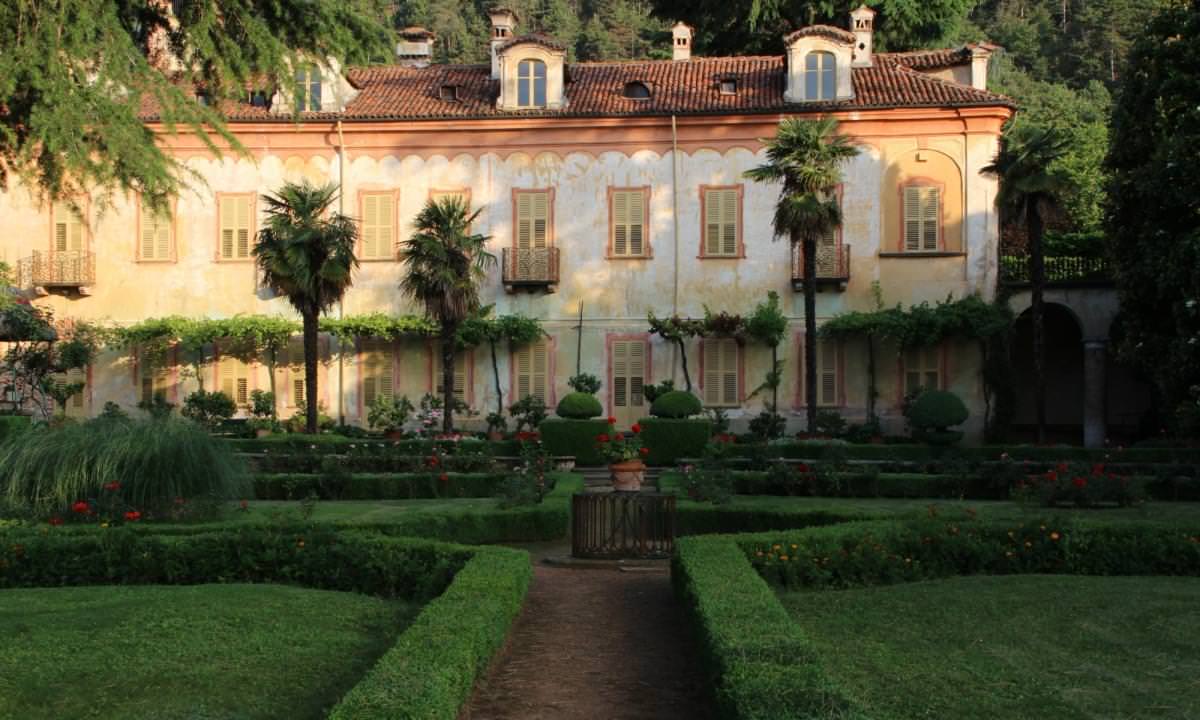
[{"x1": 462, "y1": 562, "x2": 713, "y2": 720}]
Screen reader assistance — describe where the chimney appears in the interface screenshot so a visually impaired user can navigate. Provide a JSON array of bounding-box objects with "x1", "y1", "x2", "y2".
[
  {"x1": 850, "y1": 5, "x2": 876, "y2": 68},
  {"x1": 967, "y1": 43, "x2": 998, "y2": 90},
  {"x1": 489, "y1": 7, "x2": 518, "y2": 79},
  {"x1": 396, "y1": 27, "x2": 436, "y2": 67},
  {"x1": 671, "y1": 22, "x2": 693, "y2": 61}
]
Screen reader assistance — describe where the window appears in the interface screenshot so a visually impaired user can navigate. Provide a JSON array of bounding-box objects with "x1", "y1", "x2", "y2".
[
  {"x1": 284, "y1": 338, "x2": 305, "y2": 408},
  {"x1": 513, "y1": 339, "x2": 549, "y2": 405},
  {"x1": 515, "y1": 190, "x2": 551, "y2": 249},
  {"x1": 360, "y1": 339, "x2": 395, "y2": 408},
  {"x1": 439, "y1": 85, "x2": 459, "y2": 102},
  {"x1": 623, "y1": 82, "x2": 651, "y2": 99},
  {"x1": 53, "y1": 202, "x2": 85, "y2": 253},
  {"x1": 801, "y1": 336, "x2": 841, "y2": 407},
  {"x1": 902, "y1": 186, "x2": 940, "y2": 251},
  {"x1": 295, "y1": 65, "x2": 322, "y2": 112},
  {"x1": 249, "y1": 90, "x2": 270, "y2": 108},
  {"x1": 702, "y1": 338, "x2": 740, "y2": 407},
  {"x1": 719, "y1": 78, "x2": 737, "y2": 94},
  {"x1": 804, "y1": 51, "x2": 836, "y2": 100},
  {"x1": 139, "y1": 200, "x2": 173, "y2": 261},
  {"x1": 360, "y1": 192, "x2": 396, "y2": 260},
  {"x1": 52, "y1": 367, "x2": 87, "y2": 416},
  {"x1": 218, "y1": 195, "x2": 252, "y2": 260},
  {"x1": 217, "y1": 354, "x2": 250, "y2": 407},
  {"x1": 433, "y1": 350, "x2": 469, "y2": 405},
  {"x1": 702, "y1": 187, "x2": 741, "y2": 257},
  {"x1": 903, "y1": 346, "x2": 941, "y2": 395},
  {"x1": 610, "y1": 338, "x2": 647, "y2": 427},
  {"x1": 517, "y1": 59, "x2": 547, "y2": 108},
  {"x1": 138, "y1": 353, "x2": 170, "y2": 406},
  {"x1": 610, "y1": 189, "x2": 648, "y2": 257}
]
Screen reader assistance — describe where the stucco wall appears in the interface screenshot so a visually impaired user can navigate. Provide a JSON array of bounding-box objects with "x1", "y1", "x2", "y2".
[{"x1": 0, "y1": 111, "x2": 1005, "y2": 438}]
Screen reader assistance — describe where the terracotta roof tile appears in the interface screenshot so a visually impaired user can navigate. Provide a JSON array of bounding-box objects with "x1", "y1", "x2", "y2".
[
  {"x1": 139, "y1": 50, "x2": 1013, "y2": 123},
  {"x1": 783, "y1": 25, "x2": 856, "y2": 44},
  {"x1": 496, "y1": 33, "x2": 568, "y2": 53}
]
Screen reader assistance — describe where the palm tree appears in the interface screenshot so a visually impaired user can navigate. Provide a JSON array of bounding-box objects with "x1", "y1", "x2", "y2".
[
  {"x1": 253, "y1": 181, "x2": 358, "y2": 434},
  {"x1": 400, "y1": 196, "x2": 495, "y2": 433},
  {"x1": 745, "y1": 117, "x2": 859, "y2": 433},
  {"x1": 983, "y1": 126, "x2": 1068, "y2": 444}
]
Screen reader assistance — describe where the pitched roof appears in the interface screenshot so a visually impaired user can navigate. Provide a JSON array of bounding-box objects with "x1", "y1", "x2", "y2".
[
  {"x1": 783, "y1": 25, "x2": 856, "y2": 44},
  {"x1": 139, "y1": 50, "x2": 1012, "y2": 124}
]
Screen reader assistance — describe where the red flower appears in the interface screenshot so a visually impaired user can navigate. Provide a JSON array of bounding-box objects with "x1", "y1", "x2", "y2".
[
  {"x1": 239, "y1": 499, "x2": 249, "y2": 510},
  {"x1": 631, "y1": 423, "x2": 641, "y2": 434},
  {"x1": 1045, "y1": 470, "x2": 1058, "y2": 483},
  {"x1": 615, "y1": 432, "x2": 624, "y2": 441},
  {"x1": 596, "y1": 433, "x2": 610, "y2": 443},
  {"x1": 1092, "y1": 463, "x2": 1104, "y2": 476},
  {"x1": 796, "y1": 463, "x2": 810, "y2": 473},
  {"x1": 607, "y1": 416, "x2": 617, "y2": 425},
  {"x1": 438, "y1": 473, "x2": 449, "y2": 483},
  {"x1": 124, "y1": 510, "x2": 141, "y2": 522},
  {"x1": 428, "y1": 456, "x2": 440, "y2": 467},
  {"x1": 48, "y1": 516, "x2": 64, "y2": 526},
  {"x1": 1055, "y1": 462, "x2": 1069, "y2": 473},
  {"x1": 639, "y1": 447, "x2": 649, "y2": 456},
  {"x1": 71, "y1": 501, "x2": 89, "y2": 514},
  {"x1": 103, "y1": 481, "x2": 121, "y2": 492},
  {"x1": 1072, "y1": 477, "x2": 1088, "y2": 489}
]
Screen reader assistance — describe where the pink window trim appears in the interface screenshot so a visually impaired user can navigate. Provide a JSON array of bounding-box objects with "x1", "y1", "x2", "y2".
[
  {"x1": 895, "y1": 177, "x2": 946, "y2": 253},
  {"x1": 895, "y1": 343, "x2": 948, "y2": 406},
  {"x1": 792, "y1": 331, "x2": 846, "y2": 409}
]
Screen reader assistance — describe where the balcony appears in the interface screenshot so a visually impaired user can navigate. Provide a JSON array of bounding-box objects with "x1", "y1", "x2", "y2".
[
  {"x1": 791, "y1": 243, "x2": 850, "y2": 292},
  {"x1": 502, "y1": 247, "x2": 559, "y2": 292},
  {"x1": 999, "y1": 254, "x2": 1113, "y2": 287},
  {"x1": 16, "y1": 251, "x2": 96, "y2": 295}
]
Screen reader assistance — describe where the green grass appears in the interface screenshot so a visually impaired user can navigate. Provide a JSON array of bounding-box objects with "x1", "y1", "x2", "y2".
[
  {"x1": 0, "y1": 584, "x2": 418, "y2": 720},
  {"x1": 780, "y1": 575, "x2": 1200, "y2": 719}
]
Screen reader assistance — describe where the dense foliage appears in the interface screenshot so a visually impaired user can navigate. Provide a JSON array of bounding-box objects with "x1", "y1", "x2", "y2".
[
  {"x1": 538, "y1": 418, "x2": 610, "y2": 465},
  {"x1": 555, "y1": 391, "x2": 603, "y2": 419},
  {"x1": 649, "y1": 389, "x2": 703, "y2": 418}
]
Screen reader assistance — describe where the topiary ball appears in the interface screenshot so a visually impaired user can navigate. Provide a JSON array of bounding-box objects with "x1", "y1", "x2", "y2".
[
  {"x1": 649, "y1": 390, "x2": 703, "y2": 419},
  {"x1": 907, "y1": 390, "x2": 969, "y2": 431},
  {"x1": 555, "y1": 391, "x2": 603, "y2": 419}
]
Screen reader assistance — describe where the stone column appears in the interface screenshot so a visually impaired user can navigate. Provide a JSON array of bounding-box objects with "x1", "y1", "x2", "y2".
[{"x1": 1083, "y1": 340, "x2": 1107, "y2": 448}]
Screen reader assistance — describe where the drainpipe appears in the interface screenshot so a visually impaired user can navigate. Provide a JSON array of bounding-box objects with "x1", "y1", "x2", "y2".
[
  {"x1": 670, "y1": 114, "x2": 681, "y2": 385},
  {"x1": 335, "y1": 120, "x2": 347, "y2": 426}
]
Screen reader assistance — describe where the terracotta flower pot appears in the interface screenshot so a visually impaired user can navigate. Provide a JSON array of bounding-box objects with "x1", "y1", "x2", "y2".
[
  {"x1": 385, "y1": 429, "x2": 405, "y2": 440},
  {"x1": 487, "y1": 431, "x2": 504, "y2": 442},
  {"x1": 255, "y1": 428, "x2": 272, "y2": 438},
  {"x1": 610, "y1": 459, "x2": 646, "y2": 492}
]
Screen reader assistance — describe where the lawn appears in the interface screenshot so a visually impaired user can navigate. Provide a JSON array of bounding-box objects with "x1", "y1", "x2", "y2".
[
  {"x1": 780, "y1": 575, "x2": 1200, "y2": 719},
  {"x1": 0, "y1": 584, "x2": 418, "y2": 720}
]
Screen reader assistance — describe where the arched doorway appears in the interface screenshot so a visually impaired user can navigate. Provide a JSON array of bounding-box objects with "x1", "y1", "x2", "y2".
[{"x1": 1011, "y1": 303, "x2": 1084, "y2": 443}]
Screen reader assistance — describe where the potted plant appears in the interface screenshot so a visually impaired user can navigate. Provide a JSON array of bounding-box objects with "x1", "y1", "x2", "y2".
[
  {"x1": 596, "y1": 417, "x2": 649, "y2": 492},
  {"x1": 485, "y1": 411, "x2": 507, "y2": 441},
  {"x1": 368, "y1": 395, "x2": 414, "y2": 439},
  {"x1": 246, "y1": 390, "x2": 279, "y2": 438}
]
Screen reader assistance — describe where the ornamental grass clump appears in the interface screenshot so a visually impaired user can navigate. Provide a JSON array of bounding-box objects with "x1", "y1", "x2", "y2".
[{"x1": 0, "y1": 417, "x2": 249, "y2": 520}]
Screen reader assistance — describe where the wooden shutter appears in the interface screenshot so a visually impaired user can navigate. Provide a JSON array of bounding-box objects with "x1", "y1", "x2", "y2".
[
  {"x1": 434, "y1": 350, "x2": 468, "y2": 403},
  {"x1": 54, "y1": 203, "x2": 84, "y2": 252},
  {"x1": 704, "y1": 189, "x2": 739, "y2": 256},
  {"x1": 904, "y1": 346, "x2": 940, "y2": 394},
  {"x1": 293, "y1": 377, "x2": 306, "y2": 407},
  {"x1": 532, "y1": 192, "x2": 548, "y2": 248},
  {"x1": 514, "y1": 340, "x2": 548, "y2": 404},
  {"x1": 903, "y1": 187, "x2": 921, "y2": 251},
  {"x1": 220, "y1": 196, "x2": 251, "y2": 259},
  {"x1": 361, "y1": 340, "x2": 394, "y2": 407},
  {"x1": 921, "y1": 188, "x2": 939, "y2": 250},
  {"x1": 612, "y1": 190, "x2": 645, "y2": 257},
  {"x1": 612, "y1": 340, "x2": 646, "y2": 409},
  {"x1": 362, "y1": 193, "x2": 394, "y2": 260},
  {"x1": 141, "y1": 203, "x2": 172, "y2": 260},
  {"x1": 903, "y1": 187, "x2": 939, "y2": 252},
  {"x1": 703, "y1": 339, "x2": 738, "y2": 407},
  {"x1": 818, "y1": 340, "x2": 838, "y2": 407},
  {"x1": 218, "y1": 355, "x2": 249, "y2": 406}
]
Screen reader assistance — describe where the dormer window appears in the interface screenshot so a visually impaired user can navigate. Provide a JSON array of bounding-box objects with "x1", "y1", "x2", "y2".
[
  {"x1": 248, "y1": 90, "x2": 270, "y2": 108},
  {"x1": 295, "y1": 64, "x2": 322, "y2": 112},
  {"x1": 623, "y1": 81, "x2": 651, "y2": 100},
  {"x1": 517, "y1": 59, "x2": 547, "y2": 108},
  {"x1": 804, "y1": 52, "x2": 836, "y2": 100},
  {"x1": 719, "y1": 78, "x2": 737, "y2": 95},
  {"x1": 439, "y1": 84, "x2": 460, "y2": 102}
]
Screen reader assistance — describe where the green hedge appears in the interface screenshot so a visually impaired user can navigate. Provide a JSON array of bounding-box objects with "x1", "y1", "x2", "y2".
[
  {"x1": 329, "y1": 546, "x2": 530, "y2": 720},
  {"x1": 674, "y1": 519, "x2": 1200, "y2": 719},
  {"x1": 229, "y1": 436, "x2": 522, "y2": 457},
  {"x1": 538, "y1": 418, "x2": 609, "y2": 466},
  {"x1": 723, "y1": 441, "x2": 1200, "y2": 465},
  {"x1": 249, "y1": 452, "x2": 497, "y2": 475},
  {"x1": 639, "y1": 417, "x2": 712, "y2": 466},
  {"x1": 252, "y1": 472, "x2": 509, "y2": 500},
  {"x1": 0, "y1": 415, "x2": 31, "y2": 444}
]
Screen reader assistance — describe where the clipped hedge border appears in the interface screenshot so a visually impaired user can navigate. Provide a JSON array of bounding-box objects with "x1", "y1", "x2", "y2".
[
  {"x1": 252, "y1": 472, "x2": 509, "y2": 500},
  {"x1": 639, "y1": 417, "x2": 712, "y2": 466},
  {"x1": 229, "y1": 436, "x2": 523, "y2": 457},
  {"x1": 249, "y1": 454, "x2": 498, "y2": 475},
  {"x1": 538, "y1": 418, "x2": 610, "y2": 466},
  {"x1": 725, "y1": 442, "x2": 1200, "y2": 465},
  {"x1": 329, "y1": 546, "x2": 530, "y2": 720},
  {"x1": 0, "y1": 528, "x2": 531, "y2": 720},
  {"x1": 674, "y1": 519, "x2": 1200, "y2": 719}
]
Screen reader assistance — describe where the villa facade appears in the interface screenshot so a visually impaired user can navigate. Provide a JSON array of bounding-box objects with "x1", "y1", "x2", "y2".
[{"x1": 0, "y1": 7, "x2": 1014, "y2": 436}]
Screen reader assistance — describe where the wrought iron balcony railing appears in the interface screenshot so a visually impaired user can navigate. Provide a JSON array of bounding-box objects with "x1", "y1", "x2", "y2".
[
  {"x1": 502, "y1": 247, "x2": 559, "y2": 290},
  {"x1": 999, "y1": 254, "x2": 1112, "y2": 286},
  {"x1": 791, "y1": 243, "x2": 850, "y2": 291},
  {"x1": 16, "y1": 251, "x2": 96, "y2": 293}
]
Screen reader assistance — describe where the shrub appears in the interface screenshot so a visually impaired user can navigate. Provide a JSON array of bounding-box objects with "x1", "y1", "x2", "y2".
[
  {"x1": 538, "y1": 418, "x2": 609, "y2": 466},
  {"x1": 0, "y1": 418, "x2": 250, "y2": 519},
  {"x1": 748, "y1": 411, "x2": 786, "y2": 440},
  {"x1": 907, "y1": 390, "x2": 969, "y2": 432},
  {"x1": 181, "y1": 390, "x2": 236, "y2": 430},
  {"x1": 811, "y1": 410, "x2": 847, "y2": 438},
  {"x1": 508, "y1": 395, "x2": 548, "y2": 432},
  {"x1": 639, "y1": 417, "x2": 712, "y2": 466},
  {"x1": 555, "y1": 391, "x2": 602, "y2": 419},
  {"x1": 649, "y1": 390, "x2": 702, "y2": 419},
  {"x1": 643, "y1": 379, "x2": 675, "y2": 404},
  {"x1": 566, "y1": 373, "x2": 601, "y2": 395},
  {"x1": 252, "y1": 472, "x2": 509, "y2": 501},
  {"x1": 249, "y1": 390, "x2": 275, "y2": 420},
  {"x1": 367, "y1": 395, "x2": 415, "y2": 433}
]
